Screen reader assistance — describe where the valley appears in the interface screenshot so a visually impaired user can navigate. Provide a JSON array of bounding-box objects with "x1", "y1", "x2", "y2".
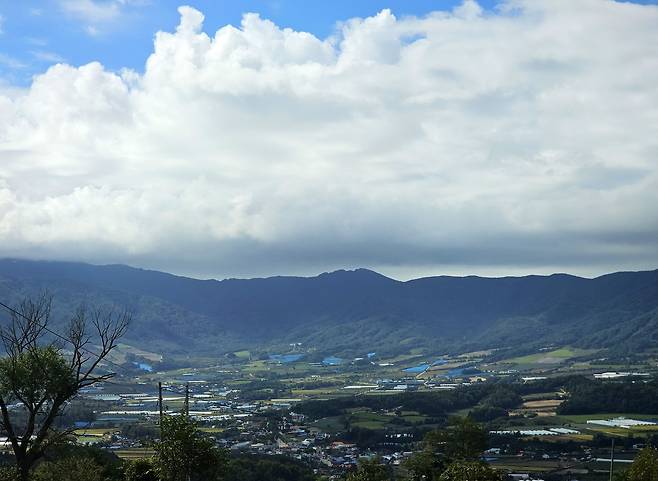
[
  {"x1": 55, "y1": 340, "x2": 658, "y2": 480},
  {"x1": 2, "y1": 259, "x2": 658, "y2": 480}
]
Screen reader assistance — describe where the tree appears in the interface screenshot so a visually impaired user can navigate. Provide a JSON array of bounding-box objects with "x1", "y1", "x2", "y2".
[
  {"x1": 154, "y1": 414, "x2": 228, "y2": 481},
  {"x1": 424, "y1": 416, "x2": 487, "y2": 460},
  {"x1": 32, "y1": 456, "x2": 105, "y2": 481},
  {"x1": 0, "y1": 467, "x2": 18, "y2": 481},
  {"x1": 0, "y1": 295, "x2": 129, "y2": 481},
  {"x1": 123, "y1": 459, "x2": 159, "y2": 481},
  {"x1": 405, "y1": 416, "x2": 488, "y2": 481},
  {"x1": 403, "y1": 449, "x2": 444, "y2": 481},
  {"x1": 345, "y1": 458, "x2": 390, "y2": 481},
  {"x1": 224, "y1": 455, "x2": 316, "y2": 481},
  {"x1": 438, "y1": 461, "x2": 502, "y2": 481},
  {"x1": 625, "y1": 447, "x2": 658, "y2": 481}
]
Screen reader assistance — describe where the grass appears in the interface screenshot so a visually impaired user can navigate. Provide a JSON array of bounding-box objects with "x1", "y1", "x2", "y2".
[
  {"x1": 291, "y1": 388, "x2": 339, "y2": 396},
  {"x1": 113, "y1": 449, "x2": 156, "y2": 460},
  {"x1": 498, "y1": 347, "x2": 599, "y2": 369},
  {"x1": 522, "y1": 400, "x2": 563, "y2": 409},
  {"x1": 401, "y1": 414, "x2": 429, "y2": 424},
  {"x1": 75, "y1": 436, "x2": 103, "y2": 444},
  {"x1": 551, "y1": 413, "x2": 658, "y2": 438},
  {"x1": 587, "y1": 426, "x2": 658, "y2": 437},
  {"x1": 351, "y1": 420, "x2": 389, "y2": 429},
  {"x1": 313, "y1": 416, "x2": 345, "y2": 432},
  {"x1": 557, "y1": 413, "x2": 658, "y2": 423},
  {"x1": 312, "y1": 409, "x2": 431, "y2": 432},
  {"x1": 200, "y1": 427, "x2": 225, "y2": 433},
  {"x1": 489, "y1": 459, "x2": 563, "y2": 472},
  {"x1": 110, "y1": 343, "x2": 163, "y2": 364},
  {"x1": 73, "y1": 428, "x2": 116, "y2": 436},
  {"x1": 522, "y1": 392, "x2": 562, "y2": 401}
]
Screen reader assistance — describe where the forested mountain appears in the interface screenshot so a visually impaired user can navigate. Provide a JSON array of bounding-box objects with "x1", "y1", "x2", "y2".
[{"x1": 0, "y1": 259, "x2": 657, "y2": 357}]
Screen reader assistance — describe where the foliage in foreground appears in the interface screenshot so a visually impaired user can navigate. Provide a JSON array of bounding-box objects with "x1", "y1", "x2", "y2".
[
  {"x1": 0, "y1": 296, "x2": 128, "y2": 481},
  {"x1": 623, "y1": 447, "x2": 658, "y2": 481},
  {"x1": 346, "y1": 459, "x2": 391, "y2": 481},
  {"x1": 438, "y1": 461, "x2": 502, "y2": 481},
  {"x1": 154, "y1": 415, "x2": 227, "y2": 481}
]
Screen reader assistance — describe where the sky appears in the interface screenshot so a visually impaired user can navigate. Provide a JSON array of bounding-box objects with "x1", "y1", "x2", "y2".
[{"x1": 0, "y1": 0, "x2": 657, "y2": 281}]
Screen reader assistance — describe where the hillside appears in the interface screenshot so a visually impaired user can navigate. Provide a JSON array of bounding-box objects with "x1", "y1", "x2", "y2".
[{"x1": 0, "y1": 259, "x2": 657, "y2": 358}]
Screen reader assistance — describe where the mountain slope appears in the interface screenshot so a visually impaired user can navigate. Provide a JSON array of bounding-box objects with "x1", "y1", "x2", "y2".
[{"x1": 0, "y1": 259, "x2": 657, "y2": 357}]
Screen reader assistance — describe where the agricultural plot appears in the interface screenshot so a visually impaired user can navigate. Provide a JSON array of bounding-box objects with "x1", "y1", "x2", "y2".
[
  {"x1": 113, "y1": 449, "x2": 156, "y2": 460},
  {"x1": 553, "y1": 413, "x2": 658, "y2": 438},
  {"x1": 488, "y1": 346, "x2": 599, "y2": 373},
  {"x1": 506, "y1": 347, "x2": 596, "y2": 365},
  {"x1": 109, "y1": 343, "x2": 163, "y2": 364}
]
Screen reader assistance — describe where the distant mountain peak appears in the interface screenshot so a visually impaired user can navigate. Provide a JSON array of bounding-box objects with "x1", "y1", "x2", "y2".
[
  {"x1": 2, "y1": 258, "x2": 658, "y2": 358},
  {"x1": 317, "y1": 268, "x2": 394, "y2": 281}
]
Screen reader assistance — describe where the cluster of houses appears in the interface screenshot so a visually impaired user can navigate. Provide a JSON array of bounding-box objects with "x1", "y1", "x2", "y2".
[{"x1": 76, "y1": 380, "x2": 419, "y2": 476}]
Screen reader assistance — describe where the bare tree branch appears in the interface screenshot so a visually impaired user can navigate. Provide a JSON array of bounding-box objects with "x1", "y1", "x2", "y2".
[{"x1": 0, "y1": 295, "x2": 130, "y2": 481}]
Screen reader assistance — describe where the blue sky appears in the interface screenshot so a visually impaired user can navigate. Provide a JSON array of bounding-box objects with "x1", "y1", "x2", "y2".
[
  {"x1": 1, "y1": 0, "x2": 657, "y2": 279},
  {"x1": 0, "y1": 1, "x2": 493, "y2": 85},
  {"x1": 1, "y1": 0, "x2": 655, "y2": 85}
]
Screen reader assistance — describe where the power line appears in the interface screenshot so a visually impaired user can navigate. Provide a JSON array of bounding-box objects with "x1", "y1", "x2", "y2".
[
  {"x1": 0, "y1": 282, "x2": 135, "y2": 376},
  {"x1": 0, "y1": 298, "x2": 129, "y2": 375}
]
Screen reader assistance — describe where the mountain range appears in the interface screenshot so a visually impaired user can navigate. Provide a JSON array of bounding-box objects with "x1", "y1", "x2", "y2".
[{"x1": 0, "y1": 259, "x2": 657, "y2": 360}]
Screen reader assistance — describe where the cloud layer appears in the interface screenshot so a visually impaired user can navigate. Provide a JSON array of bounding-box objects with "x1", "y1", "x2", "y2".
[{"x1": 1, "y1": 1, "x2": 657, "y2": 279}]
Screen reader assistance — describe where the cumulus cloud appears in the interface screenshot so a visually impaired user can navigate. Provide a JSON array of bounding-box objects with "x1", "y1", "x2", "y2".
[{"x1": 1, "y1": 1, "x2": 658, "y2": 279}]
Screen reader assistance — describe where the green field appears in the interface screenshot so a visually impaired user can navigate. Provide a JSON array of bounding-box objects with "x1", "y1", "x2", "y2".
[
  {"x1": 557, "y1": 413, "x2": 658, "y2": 423},
  {"x1": 312, "y1": 409, "x2": 431, "y2": 432},
  {"x1": 506, "y1": 347, "x2": 595, "y2": 365},
  {"x1": 551, "y1": 413, "x2": 658, "y2": 438},
  {"x1": 113, "y1": 449, "x2": 156, "y2": 460},
  {"x1": 313, "y1": 416, "x2": 345, "y2": 432}
]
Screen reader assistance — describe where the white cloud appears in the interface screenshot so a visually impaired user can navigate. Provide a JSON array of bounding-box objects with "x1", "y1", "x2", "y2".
[
  {"x1": 58, "y1": 0, "x2": 144, "y2": 34},
  {"x1": 1, "y1": 1, "x2": 658, "y2": 279},
  {"x1": 31, "y1": 51, "x2": 66, "y2": 64},
  {"x1": 60, "y1": 0, "x2": 120, "y2": 22},
  {"x1": 0, "y1": 53, "x2": 26, "y2": 70}
]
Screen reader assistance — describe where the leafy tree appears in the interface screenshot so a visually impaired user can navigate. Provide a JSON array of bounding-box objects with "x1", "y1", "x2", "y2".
[
  {"x1": 424, "y1": 416, "x2": 487, "y2": 460},
  {"x1": 438, "y1": 461, "x2": 502, "y2": 481},
  {"x1": 0, "y1": 296, "x2": 129, "y2": 481},
  {"x1": 480, "y1": 385, "x2": 521, "y2": 409},
  {"x1": 224, "y1": 455, "x2": 316, "y2": 481},
  {"x1": 154, "y1": 414, "x2": 228, "y2": 481},
  {"x1": 624, "y1": 447, "x2": 658, "y2": 481},
  {"x1": 32, "y1": 456, "x2": 104, "y2": 481},
  {"x1": 405, "y1": 416, "x2": 488, "y2": 480},
  {"x1": 39, "y1": 443, "x2": 122, "y2": 480},
  {"x1": 469, "y1": 406, "x2": 507, "y2": 422},
  {"x1": 558, "y1": 378, "x2": 658, "y2": 415},
  {"x1": 403, "y1": 450, "x2": 444, "y2": 481},
  {"x1": 0, "y1": 467, "x2": 18, "y2": 481},
  {"x1": 345, "y1": 458, "x2": 390, "y2": 481},
  {"x1": 123, "y1": 459, "x2": 158, "y2": 481}
]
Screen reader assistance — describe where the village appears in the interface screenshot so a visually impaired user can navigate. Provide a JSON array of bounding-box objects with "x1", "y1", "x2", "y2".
[{"x1": 55, "y1": 344, "x2": 658, "y2": 480}]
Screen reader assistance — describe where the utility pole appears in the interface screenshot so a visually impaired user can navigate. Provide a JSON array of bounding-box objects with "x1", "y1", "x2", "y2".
[
  {"x1": 609, "y1": 437, "x2": 615, "y2": 481},
  {"x1": 185, "y1": 382, "x2": 190, "y2": 416},
  {"x1": 186, "y1": 382, "x2": 191, "y2": 481},
  {"x1": 158, "y1": 382, "x2": 164, "y2": 427}
]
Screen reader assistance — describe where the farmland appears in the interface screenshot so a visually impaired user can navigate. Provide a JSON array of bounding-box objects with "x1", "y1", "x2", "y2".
[{"x1": 38, "y1": 342, "x2": 658, "y2": 480}]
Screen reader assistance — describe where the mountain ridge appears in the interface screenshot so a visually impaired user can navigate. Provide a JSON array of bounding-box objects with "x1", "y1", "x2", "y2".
[
  {"x1": 5, "y1": 257, "x2": 655, "y2": 283},
  {"x1": 1, "y1": 258, "x2": 657, "y2": 359}
]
